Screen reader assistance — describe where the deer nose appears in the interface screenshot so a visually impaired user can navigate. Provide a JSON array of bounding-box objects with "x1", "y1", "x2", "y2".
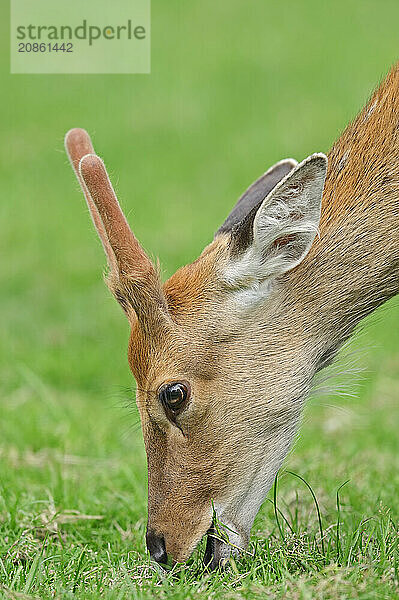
[{"x1": 146, "y1": 529, "x2": 168, "y2": 565}]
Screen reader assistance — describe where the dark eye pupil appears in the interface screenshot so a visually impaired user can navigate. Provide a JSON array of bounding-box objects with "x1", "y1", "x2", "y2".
[
  {"x1": 159, "y1": 382, "x2": 188, "y2": 412},
  {"x1": 169, "y1": 386, "x2": 183, "y2": 404}
]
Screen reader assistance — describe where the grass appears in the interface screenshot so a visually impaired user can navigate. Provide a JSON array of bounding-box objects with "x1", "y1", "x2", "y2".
[{"x1": 1, "y1": 0, "x2": 399, "y2": 597}]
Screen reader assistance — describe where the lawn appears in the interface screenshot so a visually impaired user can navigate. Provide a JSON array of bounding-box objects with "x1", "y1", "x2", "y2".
[{"x1": 1, "y1": 0, "x2": 399, "y2": 598}]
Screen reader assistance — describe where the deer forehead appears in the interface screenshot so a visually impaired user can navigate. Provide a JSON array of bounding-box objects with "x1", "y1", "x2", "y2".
[
  {"x1": 163, "y1": 236, "x2": 230, "y2": 318},
  {"x1": 127, "y1": 237, "x2": 233, "y2": 388},
  {"x1": 128, "y1": 324, "x2": 221, "y2": 390}
]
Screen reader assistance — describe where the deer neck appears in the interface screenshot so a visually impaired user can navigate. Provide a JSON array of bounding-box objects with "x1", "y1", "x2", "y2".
[{"x1": 290, "y1": 64, "x2": 399, "y2": 364}]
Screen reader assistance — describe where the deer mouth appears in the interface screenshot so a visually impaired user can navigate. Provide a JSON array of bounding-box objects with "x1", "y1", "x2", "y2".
[{"x1": 203, "y1": 523, "x2": 230, "y2": 570}]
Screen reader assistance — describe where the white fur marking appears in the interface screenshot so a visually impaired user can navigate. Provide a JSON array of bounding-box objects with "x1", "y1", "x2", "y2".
[{"x1": 363, "y1": 101, "x2": 377, "y2": 122}]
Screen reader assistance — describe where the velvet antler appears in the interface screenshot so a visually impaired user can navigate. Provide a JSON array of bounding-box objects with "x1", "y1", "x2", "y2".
[{"x1": 64, "y1": 128, "x2": 168, "y2": 324}]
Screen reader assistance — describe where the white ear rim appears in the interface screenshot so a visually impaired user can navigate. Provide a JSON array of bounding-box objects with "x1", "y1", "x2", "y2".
[{"x1": 268, "y1": 157, "x2": 298, "y2": 171}]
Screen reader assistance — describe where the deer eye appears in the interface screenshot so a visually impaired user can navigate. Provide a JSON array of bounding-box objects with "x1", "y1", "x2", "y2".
[{"x1": 158, "y1": 381, "x2": 190, "y2": 417}]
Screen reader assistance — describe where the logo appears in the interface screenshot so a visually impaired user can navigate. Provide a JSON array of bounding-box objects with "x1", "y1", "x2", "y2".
[{"x1": 11, "y1": 0, "x2": 151, "y2": 74}]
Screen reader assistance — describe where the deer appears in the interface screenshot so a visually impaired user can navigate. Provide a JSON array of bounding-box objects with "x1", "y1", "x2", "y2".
[{"x1": 64, "y1": 62, "x2": 399, "y2": 570}]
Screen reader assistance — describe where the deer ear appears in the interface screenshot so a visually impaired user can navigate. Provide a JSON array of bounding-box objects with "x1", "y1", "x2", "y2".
[
  {"x1": 216, "y1": 158, "x2": 298, "y2": 237},
  {"x1": 223, "y1": 153, "x2": 327, "y2": 288}
]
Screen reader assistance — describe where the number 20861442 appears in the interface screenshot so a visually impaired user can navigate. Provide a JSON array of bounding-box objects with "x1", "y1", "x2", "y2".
[{"x1": 18, "y1": 42, "x2": 73, "y2": 52}]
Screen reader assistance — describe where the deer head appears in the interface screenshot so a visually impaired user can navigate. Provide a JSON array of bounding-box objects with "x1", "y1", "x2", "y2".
[
  {"x1": 65, "y1": 127, "x2": 328, "y2": 567},
  {"x1": 65, "y1": 62, "x2": 399, "y2": 568}
]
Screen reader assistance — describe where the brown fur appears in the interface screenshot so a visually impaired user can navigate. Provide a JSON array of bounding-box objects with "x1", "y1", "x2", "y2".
[{"x1": 292, "y1": 62, "x2": 399, "y2": 350}]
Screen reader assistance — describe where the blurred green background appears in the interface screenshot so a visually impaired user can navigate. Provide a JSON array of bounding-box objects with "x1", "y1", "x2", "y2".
[{"x1": 1, "y1": 0, "x2": 399, "y2": 597}]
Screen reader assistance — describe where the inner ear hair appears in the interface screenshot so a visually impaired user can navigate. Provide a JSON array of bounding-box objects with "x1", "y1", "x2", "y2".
[
  {"x1": 222, "y1": 153, "x2": 327, "y2": 290},
  {"x1": 232, "y1": 154, "x2": 326, "y2": 257}
]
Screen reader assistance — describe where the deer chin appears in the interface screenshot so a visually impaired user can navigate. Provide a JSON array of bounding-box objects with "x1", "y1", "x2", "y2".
[{"x1": 201, "y1": 452, "x2": 288, "y2": 569}]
